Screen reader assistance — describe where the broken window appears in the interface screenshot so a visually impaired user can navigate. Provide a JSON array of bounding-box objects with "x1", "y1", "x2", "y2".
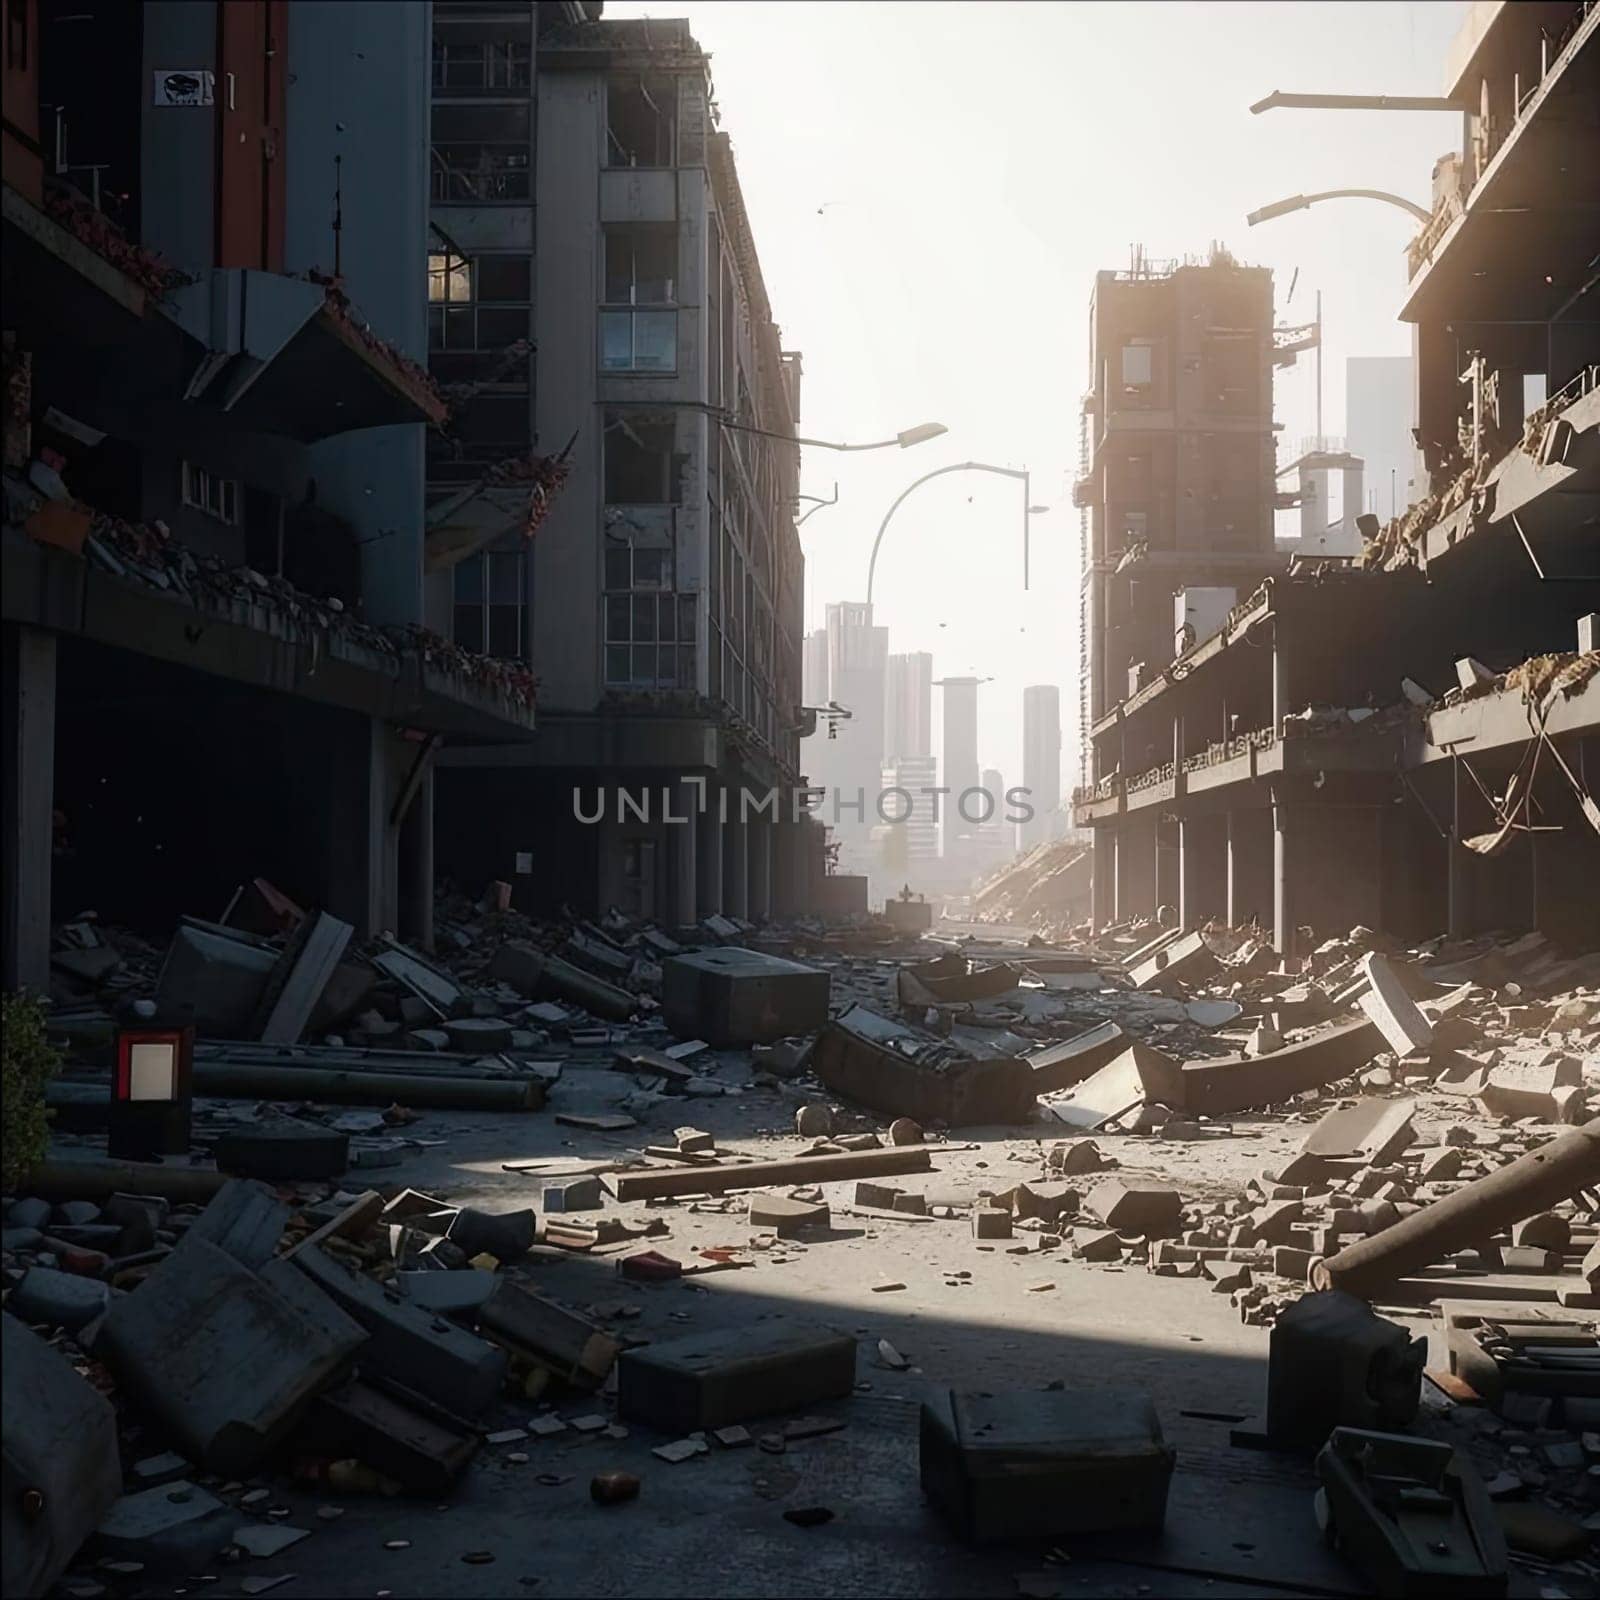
[
  {"x1": 428, "y1": 252, "x2": 531, "y2": 375},
  {"x1": 181, "y1": 463, "x2": 239, "y2": 525},
  {"x1": 604, "y1": 227, "x2": 676, "y2": 305},
  {"x1": 453, "y1": 545, "x2": 526, "y2": 660},
  {"x1": 603, "y1": 412, "x2": 679, "y2": 503},
  {"x1": 428, "y1": 253, "x2": 473, "y2": 305},
  {"x1": 607, "y1": 76, "x2": 676, "y2": 167},
  {"x1": 1121, "y1": 343, "x2": 1153, "y2": 389},
  {"x1": 432, "y1": 37, "x2": 530, "y2": 91},
  {"x1": 431, "y1": 104, "x2": 531, "y2": 202}
]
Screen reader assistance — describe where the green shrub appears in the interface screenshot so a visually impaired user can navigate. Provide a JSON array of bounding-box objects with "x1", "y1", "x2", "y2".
[{"x1": 2, "y1": 991, "x2": 58, "y2": 1191}]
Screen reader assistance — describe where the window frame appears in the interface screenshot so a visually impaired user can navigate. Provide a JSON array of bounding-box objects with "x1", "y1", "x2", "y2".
[
  {"x1": 181, "y1": 462, "x2": 240, "y2": 526},
  {"x1": 451, "y1": 544, "x2": 528, "y2": 661}
]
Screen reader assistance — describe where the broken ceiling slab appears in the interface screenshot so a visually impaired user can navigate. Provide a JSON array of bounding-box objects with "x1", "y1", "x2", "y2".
[
  {"x1": 371, "y1": 939, "x2": 460, "y2": 1017},
  {"x1": 1128, "y1": 929, "x2": 1216, "y2": 991},
  {"x1": 1027, "y1": 1022, "x2": 1129, "y2": 1093},
  {"x1": 1044, "y1": 1043, "x2": 1183, "y2": 1130},
  {"x1": 1302, "y1": 1098, "x2": 1417, "y2": 1165},
  {"x1": 1175, "y1": 1018, "x2": 1384, "y2": 1117},
  {"x1": 1357, "y1": 953, "x2": 1434, "y2": 1056},
  {"x1": 810, "y1": 1004, "x2": 1037, "y2": 1127},
  {"x1": 897, "y1": 953, "x2": 1023, "y2": 1007}
]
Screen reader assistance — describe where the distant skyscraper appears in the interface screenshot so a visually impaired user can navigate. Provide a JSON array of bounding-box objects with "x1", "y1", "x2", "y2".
[
  {"x1": 1346, "y1": 356, "x2": 1418, "y2": 522},
  {"x1": 822, "y1": 602, "x2": 888, "y2": 868},
  {"x1": 885, "y1": 652, "x2": 933, "y2": 760},
  {"x1": 879, "y1": 754, "x2": 939, "y2": 881},
  {"x1": 803, "y1": 627, "x2": 829, "y2": 705},
  {"x1": 935, "y1": 676, "x2": 983, "y2": 861},
  {"x1": 977, "y1": 765, "x2": 1012, "y2": 874},
  {"x1": 1021, "y1": 685, "x2": 1062, "y2": 851}
]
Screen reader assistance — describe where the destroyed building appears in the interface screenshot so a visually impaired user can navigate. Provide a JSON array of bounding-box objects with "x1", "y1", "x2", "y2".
[
  {"x1": 1073, "y1": 2, "x2": 1599, "y2": 953},
  {"x1": 2, "y1": 0, "x2": 566, "y2": 992},
  {"x1": 429, "y1": 11, "x2": 816, "y2": 923}
]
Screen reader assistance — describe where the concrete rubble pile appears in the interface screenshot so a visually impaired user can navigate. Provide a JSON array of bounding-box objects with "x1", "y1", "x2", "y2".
[{"x1": 5, "y1": 886, "x2": 1599, "y2": 1595}]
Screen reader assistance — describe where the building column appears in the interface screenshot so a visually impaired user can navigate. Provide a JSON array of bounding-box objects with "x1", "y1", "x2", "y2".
[
  {"x1": 696, "y1": 789, "x2": 723, "y2": 919},
  {"x1": 722, "y1": 802, "x2": 749, "y2": 921},
  {"x1": 1447, "y1": 758, "x2": 1470, "y2": 938},
  {"x1": 747, "y1": 816, "x2": 772, "y2": 922},
  {"x1": 1272, "y1": 789, "x2": 1293, "y2": 957},
  {"x1": 323, "y1": 715, "x2": 403, "y2": 938},
  {"x1": 1091, "y1": 827, "x2": 1114, "y2": 929},
  {"x1": 1179, "y1": 813, "x2": 1226, "y2": 930},
  {"x1": 398, "y1": 766, "x2": 434, "y2": 951},
  {"x1": 1226, "y1": 810, "x2": 1241, "y2": 927},
  {"x1": 671, "y1": 779, "x2": 698, "y2": 928},
  {"x1": 1116, "y1": 811, "x2": 1158, "y2": 921},
  {"x1": 2, "y1": 624, "x2": 57, "y2": 991}
]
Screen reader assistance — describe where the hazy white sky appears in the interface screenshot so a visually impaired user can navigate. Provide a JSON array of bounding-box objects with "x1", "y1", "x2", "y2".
[{"x1": 609, "y1": 0, "x2": 1469, "y2": 791}]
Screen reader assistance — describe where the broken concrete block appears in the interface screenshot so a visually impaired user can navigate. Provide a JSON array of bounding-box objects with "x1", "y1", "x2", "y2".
[
  {"x1": 97, "y1": 1239, "x2": 366, "y2": 1475},
  {"x1": 854, "y1": 1182, "x2": 902, "y2": 1209},
  {"x1": 748, "y1": 1194, "x2": 830, "y2": 1236},
  {"x1": 1511, "y1": 1213, "x2": 1571, "y2": 1252},
  {"x1": 213, "y1": 1117, "x2": 348, "y2": 1182},
  {"x1": 254, "y1": 910, "x2": 353, "y2": 1045},
  {"x1": 93, "y1": 1480, "x2": 234, "y2": 1571},
  {"x1": 1177, "y1": 1018, "x2": 1383, "y2": 1117},
  {"x1": 2, "y1": 1313, "x2": 123, "y2": 1599},
  {"x1": 1047, "y1": 1139, "x2": 1106, "y2": 1176},
  {"x1": 488, "y1": 941, "x2": 635, "y2": 1021},
  {"x1": 1265, "y1": 1291, "x2": 1425, "y2": 1450},
  {"x1": 442, "y1": 1016, "x2": 515, "y2": 1052},
  {"x1": 675, "y1": 1127, "x2": 715, "y2": 1154},
  {"x1": 153, "y1": 921, "x2": 278, "y2": 1037},
  {"x1": 302, "y1": 1380, "x2": 479, "y2": 1496},
  {"x1": 1249, "y1": 1199, "x2": 1304, "y2": 1245},
  {"x1": 972, "y1": 1207, "x2": 1012, "y2": 1241},
  {"x1": 1128, "y1": 929, "x2": 1216, "y2": 991},
  {"x1": 1090, "y1": 1181, "x2": 1183, "y2": 1239},
  {"x1": 887, "y1": 1117, "x2": 923, "y2": 1146},
  {"x1": 920, "y1": 1388, "x2": 1175, "y2": 1540},
  {"x1": 891, "y1": 1190, "x2": 927, "y2": 1215},
  {"x1": 290, "y1": 1245, "x2": 508, "y2": 1418},
  {"x1": 7, "y1": 1267, "x2": 112, "y2": 1332},
  {"x1": 1357, "y1": 954, "x2": 1433, "y2": 1057},
  {"x1": 476, "y1": 1280, "x2": 619, "y2": 1391},
  {"x1": 617, "y1": 1322, "x2": 856, "y2": 1431},
  {"x1": 661, "y1": 948, "x2": 830, "y2": 1046},
  {"x1": 1478, "y1": 1056, "x2": 1581, "y2": 1122},
  {"x1": 1049, "y1": 1044, "x2": 1183, "y2": 1130},
  {"x1": 178, "y1": 1179, "x2": 288, "y2": 1271},
  {"x1": 541, "y1": 1177, "x2": 603, "y2": 1215},
  {"x1": 394, "y1": 1269, "x2": 498, "y2": 1315},
  {"x1": 795, "y1": 1103, "x2": 834, "y2": 1138},
  {"x1": 812, "y1": 1004, "x2": 1036, "y2": 1126},
  {"x1": 1272, "y1": 1246, "x2": 1314, "y2": 1280},
  {"x1": 1027, "y1": 1023, "x2": 1128, "y2": 1093},
  {"x1": 7, "y1": 1197, "x2": 51, "y2": 1231},
  {"x1": 1303, "y1": 1099, "x2": 1416, "y2": 1165},
  {"x1": 1073, "y1": 1229, "x2": 1122, "y2": 1262}
]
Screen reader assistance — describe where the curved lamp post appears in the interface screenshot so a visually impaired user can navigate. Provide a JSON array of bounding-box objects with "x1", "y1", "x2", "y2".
[
  {"x1": 720, "y1": 416, "x2": 949, "y2": 453},
  {"x1": 865, "y1": 461, "x2": 1048, "y2": 608},
  {"x1": 1247, "y1": 190, "x2": 1431, "y2": 227}
]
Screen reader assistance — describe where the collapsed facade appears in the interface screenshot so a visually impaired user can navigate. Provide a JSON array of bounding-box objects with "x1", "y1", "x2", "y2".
[
  {"x1": 2, "y1": 0, "x2": 554, "y2": 992},
  {"x1": 2, "y1": 1, "x2": 813, "y2": 993},
  {"x1": 1073, "y1": 2, "x2": 1599, "y2": 953}
]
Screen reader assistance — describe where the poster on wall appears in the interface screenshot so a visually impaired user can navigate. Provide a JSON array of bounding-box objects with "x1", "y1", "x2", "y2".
[{"x1": 153, "y1": 71, "x2": 214, "y2": 108}]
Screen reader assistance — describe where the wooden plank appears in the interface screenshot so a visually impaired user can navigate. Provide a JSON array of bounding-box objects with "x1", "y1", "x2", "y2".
[
  {"x1": 603, "y1": 1145, "x2": 933, "y2": 1202},
  {"x1": 284, "y1": 1190, "x2": 384, "y2": 1260}
]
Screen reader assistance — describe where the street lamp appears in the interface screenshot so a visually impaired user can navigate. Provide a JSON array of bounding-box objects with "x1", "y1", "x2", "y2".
[
  {"x1": 1247, "y1": 190, "x2": 1432, "y2": 228},
  {"x1": 865, "y1": 461, "x2": 1045, "y2": 607},
  {"x1": 719, "y1": 414, "x2": 949, "y2": 452}
]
